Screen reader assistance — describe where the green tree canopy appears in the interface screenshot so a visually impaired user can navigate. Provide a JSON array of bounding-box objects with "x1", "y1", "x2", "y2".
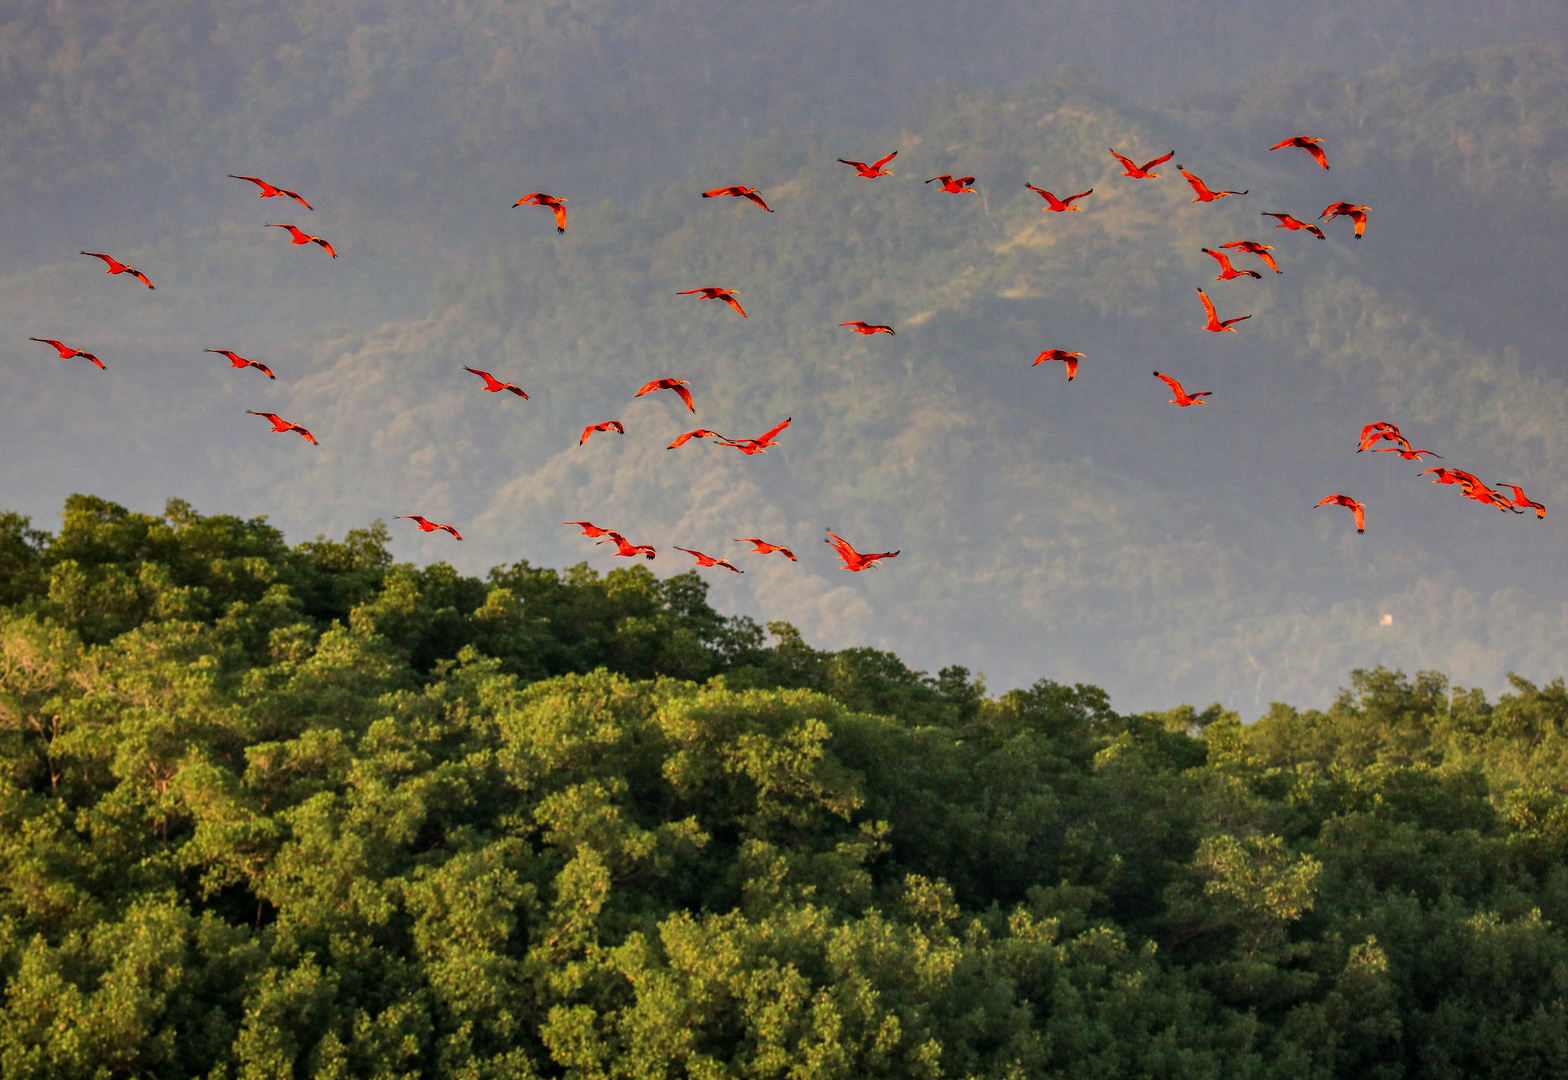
[{"x1": 3, "y1": 494, "x2": 1568, "y2": 1078}]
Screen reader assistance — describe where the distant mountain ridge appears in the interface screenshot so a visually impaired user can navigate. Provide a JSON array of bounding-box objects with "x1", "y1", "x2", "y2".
[
  {"x1": 0, "y1": 13, "x2": 1564, "y2": 710},
  {"x1": 262, "y1": 51, "x2": 1568, "y2": 708}
]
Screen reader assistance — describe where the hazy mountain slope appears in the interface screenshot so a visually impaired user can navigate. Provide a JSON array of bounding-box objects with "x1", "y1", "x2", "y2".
[
  {"x1": 240, "y1": 73, "x2": 1567, "y2": 709},
  {"x1": 1192, "y1": 44, "x2": 1568, "y2": 368},
  {"x1": 1, "y1": 2, "x2": 1562, "y2": 257},
  {"x1": 3, "y1": 35, "x2": 1566, "y2": 711}
]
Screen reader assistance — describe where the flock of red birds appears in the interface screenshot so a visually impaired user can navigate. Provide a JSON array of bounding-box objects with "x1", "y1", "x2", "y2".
[
  {"x1": 1026, "y1": 138, "x2": 1541, "y2": 535},
  {"x1": 1337, "y1": 422, "x2": 1546, "y2": 531},
  {"x1": 30, "y1": 136, "x2": 1541, "y2": 582}
]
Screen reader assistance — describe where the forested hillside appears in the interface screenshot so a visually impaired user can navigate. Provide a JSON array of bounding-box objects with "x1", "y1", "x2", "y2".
[
  {"x1": 4, "y1": 494, "x2": 1568, "y2": 1078},
  {"x1": 2, "y1": 4, "x2": 1565, "y2": 709},
  {"x1": 205, "y1": 46, "x2": 1568, "y2": 706}
]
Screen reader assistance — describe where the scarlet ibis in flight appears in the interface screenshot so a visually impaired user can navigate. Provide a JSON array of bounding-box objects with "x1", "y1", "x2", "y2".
[
  {"x1": 1218, "y1": 240, "x2": 1281, "y2": 273},
  {"x1": 1496, "y1": 483, "x2": 1546, "y2": 519},
  {"x1": 1362, "y1": 431, "x2": 1412, "y2": 453},
  {"x1": 1421, "y1": 472, "x2": 1514, "y2": 511},
  {"x1": 1450, "y1": 478, "x2": 1520, "y2": 512},
  {"x1": 1153, "y1": 371, "x2": 1211, "y2": 406},
  {"x1": 825, "y1": 529, "x2": 899, "y2": 572},
  {"x1": 719, "y1": 418, "x2": 791, "y2": 455},
  {"x1": 925, "y1": 175, "x2": 977, "y2": 193},
  {"x1": 1316, "y1": 494, "x2": 1365, "y2": 533},
  {"x1": 1418, "y1": 470, "x2": 1504, "y2": 508},
  {"x1": 701, "y1": 186, "x2": 773, "y2": 211},
  {"x1": 1422, "y1": 467, "x2": 1481, "y2": 488},
  {"x1": 1423, "y1": 471, "x2": 1519, "y2": 513},
  {"x1": 1108, "y1": 149, "x2": 1175, "y2": 178},
  {"x1": 667, "y1": 429, "x2": 728, "y2": 449},
  {"x1": 1025, "y1": 184, "x2": 1093, "y2": 212},
  {"x1": 247, "y1": 410, "x2": 317, "y2": 444},
  {"x1": 840, "y1": 321, "x2": 895, "y2": 335},
  {"x1": 674, "y1": 547, "x2": 744, "y2": 573},
  {"x1": 1357, "y1": 422, "x2": 1403, "y2": 451},
  {"x1": 229, "y1": 174, "x2": 314, "y2": 208},
  {"x1": 1477, "y1": 487, "x2": 1525, "y2": 512},
  {"x1": 598, "y1": 531, "x2": 656, "y2": 559},
  {"x1": 678, "y1": 287, "x2": 747, "y2": 317},
  {"x1": 1374, "y1": 446, "x2": 1442, "y2": 461},
  {"x1": 463, "y1": 367, "x2": 528, "y2": 397},
  {"x1": 1269, "y1": 137, "x2": 1330, "y2": 170},
  {"x1": 30, "y1": 337, "x2": 105, "y2": 369},
  {"x1": 80, "y1": 252, "x2": 154, "y2": 288},
  {"x1": 580, "y1": 421, "x2": 624, "y2": 445},
  {"x1": 206, "y1": 349, "x2": 275, "y2": 378},
  {"x1": 564, "y1": 521, "x2": 614, "y2": 538},
  {"x1": 398, "y1": 516, "x2": 463, "y2": 540},
  {"x1": 735, "y1": 538, "x2": 798, "y2": 561},
  {"x1": 513, "y1": 192, "x2": 567, "y2": 232},
  {"x1": 635, "y1": 378, "x2": 695, "y2": 412},
  {"x1": 1359, "y1": 427, "x2": 1408, "y2": 452},
  {"x1": 1262, "y1": 213, "x2": 1326, "y2": 239},
  {"x1": 1201, "y1": 248, "x2": 1261, "y2": 280},
  {"x1": 838, "y1": 151, "x2": 897, "y2": 178},
  {"x1": 1033, "y1": 349, "x2": 1084, "y2": 380},
  {"x1": 1177, "y1": 166, "x2": 1247, "y2": 202},
  {"x1": 1197, "y1": 288, "x2": 1250, "y2": 332},
  {"x1": 1321, "y1": 202, "x2": 1371, "y2": 238},
  {"x1": 265, "y1": 224, "x2": 337, "y2": 257}
]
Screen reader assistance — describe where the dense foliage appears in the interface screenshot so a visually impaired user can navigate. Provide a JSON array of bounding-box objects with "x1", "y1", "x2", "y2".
[{"x1": 3, "y1": 494, "x2": 1568, "y2": 1078}]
